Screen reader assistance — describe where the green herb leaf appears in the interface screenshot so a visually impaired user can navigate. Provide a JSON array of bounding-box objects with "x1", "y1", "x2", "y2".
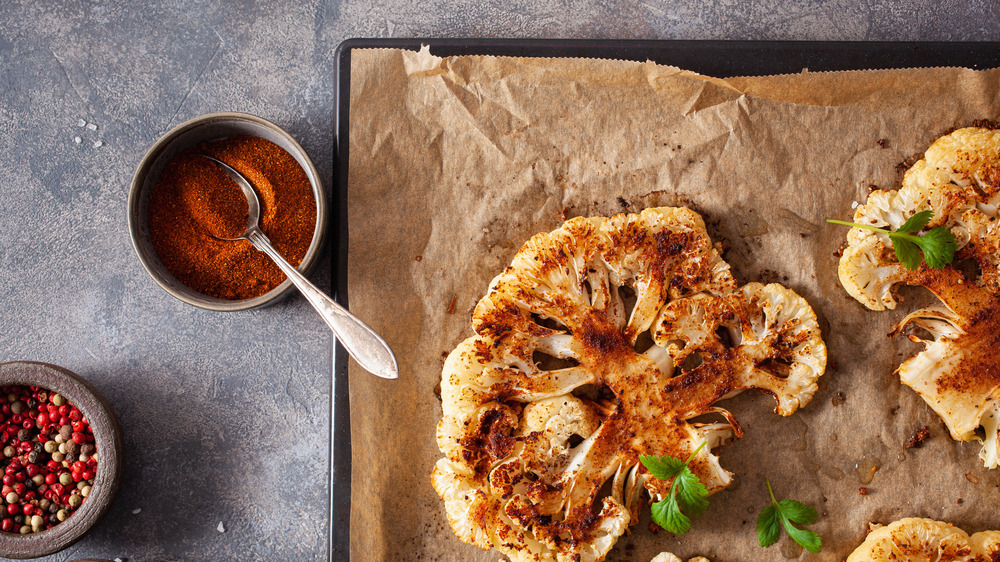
[
  {"x1": 783, "y1": 521, "x2": 823, "y2": 554},
  {"x1": 892, "y1": 238, "x2": 922, "y2": 270},
  {"x1": 651, "y1": 493, "x2": 690, "y2": 534},
  {"x1": 640, "y1": 442, "x2": 709, "y2": 535},
  {"x1": 827, "y1": 210, "x2": 958, "y2": 271},
  {"x1": 776, "y1": 499, "x2": 818, "y2": 525},
  {"x1": 915, "y1": 227, "x2": 957, "y2": 268},
  {"x1": 675, "y1": 468, "x2": 709, "y2": 517},
  {"x1": 757, "y1": 479, "x2": 823, "y2": 553},
  {"x1": 895, "y1": 209, "x2": 933, "y2": 234},
  {"x1": 639, "y1": 454, "x2": 686, "y2": 482},
  {"x1": 756, "y1": 505, "x2": 781, "y2": 547}
]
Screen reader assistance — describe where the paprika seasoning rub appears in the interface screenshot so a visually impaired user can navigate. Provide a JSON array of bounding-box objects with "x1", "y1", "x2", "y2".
[{"x1": 148, "y1": 136, "x2": 317, "y2": 300}]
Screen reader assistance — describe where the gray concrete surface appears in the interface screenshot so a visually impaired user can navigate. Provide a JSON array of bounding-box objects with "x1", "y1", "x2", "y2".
[{"x1": 0, "y1": 1, "x2": 997, "y2": 561}]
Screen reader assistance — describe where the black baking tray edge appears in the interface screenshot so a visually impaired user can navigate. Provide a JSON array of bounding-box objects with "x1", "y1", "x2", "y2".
[{"x1": 329, "y1": 38, "x2": 1000, "y2": 560}]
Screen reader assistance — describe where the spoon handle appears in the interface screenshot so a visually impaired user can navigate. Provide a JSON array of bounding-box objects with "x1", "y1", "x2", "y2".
[{"x1": 246, "y1": 229, "x2": 399, "y2": 380}]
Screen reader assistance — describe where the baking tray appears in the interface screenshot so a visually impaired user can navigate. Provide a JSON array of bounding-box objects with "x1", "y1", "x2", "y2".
[{"x1": 329, "y1": 39, "x2": 1000, "y2": 560}]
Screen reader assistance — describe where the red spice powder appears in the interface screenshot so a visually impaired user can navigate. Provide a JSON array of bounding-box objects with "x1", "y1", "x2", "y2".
[{"x1": 148, "y1": 136, "x2": 317, "y2": 300}]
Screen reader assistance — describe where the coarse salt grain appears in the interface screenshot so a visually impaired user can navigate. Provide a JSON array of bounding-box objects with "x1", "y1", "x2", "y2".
[
  {"x1": 77, "y1": 119, "x2": 86, "y2": 127},
  {"x1": 86, "y1": 123, "x2": 98, "y2": 131},
  {"x1": 217, "y1": 521, "x2": 225, "y2": 532},
  {"x1": 93, "y1": 140, "x2": 103, "y2": 148},
  {"x1": 132, "y1": 508, "x2": 141, "y2": 514},
  {"x1": 74, "y1": 137, "x2": 81, "y2": 144},
  {"x1": 851, "y1": 201, "x2": 859, "y2": 209}
]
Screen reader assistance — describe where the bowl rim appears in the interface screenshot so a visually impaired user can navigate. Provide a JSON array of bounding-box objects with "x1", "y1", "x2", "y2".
[
  {"x1": 127, "y1": 111, "x2": 328, "y2": 311},
  {"x1": 0, "y1": 361, "x2": 124, "y2": 559}
]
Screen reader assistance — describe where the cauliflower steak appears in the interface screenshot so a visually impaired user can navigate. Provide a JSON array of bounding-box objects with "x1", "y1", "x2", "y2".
[
  {"x1": 433, "y1": 207, "x2": 827, "y2": 561},
  {"x1": 837, "y1": 126, "x2": 1000, "y2": 468},
  {"x1": 847, "y1": 517, "x2": 1000, "y2": 561}
]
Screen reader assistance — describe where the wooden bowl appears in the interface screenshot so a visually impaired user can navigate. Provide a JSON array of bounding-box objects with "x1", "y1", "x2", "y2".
[{"x1": 0, "y1": 362, "x2": 124, "y2": 559}]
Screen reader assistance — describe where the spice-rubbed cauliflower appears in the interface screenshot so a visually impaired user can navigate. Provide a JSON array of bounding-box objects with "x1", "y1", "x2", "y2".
[
  {"x1": 847, "y1": 517, "x2": 1000, "y2": 561},
  {"x1": 433, "y1": 207, "x2": 827, "y2": 562},
  {"x1": 836, "y1": 126, "x2": 1000, "y2": 468}
]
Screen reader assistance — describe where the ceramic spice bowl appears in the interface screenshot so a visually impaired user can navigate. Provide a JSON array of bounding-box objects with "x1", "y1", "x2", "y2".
[
  {"x1": 0, "y1": 362, "x2": 124, "y2": 559},
  {"x1": 127, "y1": 112, "x2": 328, "y2": 311}
]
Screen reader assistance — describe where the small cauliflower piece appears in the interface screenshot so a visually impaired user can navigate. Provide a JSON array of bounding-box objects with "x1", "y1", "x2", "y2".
[
  {"x1": 433, "y1": 207, "x2": 827, "y2": 561},
  {"x1": 847, "y1": 517, "x2": 1000, "y2": 561},
  {"x1": 650, "y1": 553, "x2": 711, "y2": 562},
  {"x1": 836, "y1": 126, "x2": 1000, "y2": 468}
]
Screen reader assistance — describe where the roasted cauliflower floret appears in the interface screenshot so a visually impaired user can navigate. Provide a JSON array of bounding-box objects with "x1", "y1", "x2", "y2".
[
  {"x1": 836, "y1": 126, "x2": 1000, "y2": 469},
  {"x1": 847, "y1": 517, "x2": 1000, "y2": 561},
  {"x1": 650, "y1": 553, "x2": 710, "y2": 562},
  {"x1": 433, "y1": 207, "x2": 827, "y2": 561}
]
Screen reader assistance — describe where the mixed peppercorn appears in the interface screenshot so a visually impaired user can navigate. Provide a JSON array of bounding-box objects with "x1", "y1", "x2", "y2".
[{"x1": 0, "y1": 385, "x2": 97, "y2": 534}]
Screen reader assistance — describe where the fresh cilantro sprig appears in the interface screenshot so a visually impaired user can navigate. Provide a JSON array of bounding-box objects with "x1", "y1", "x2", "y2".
[
  {"x1": 827, "y1": 210, "x2": 957, "y2": 270},
  {"x1": 756, "y1": 478, "x2": 822, "y2": 554},
  {"x1": 639, "y1": 441, "x2": 709, "y2": 534}
]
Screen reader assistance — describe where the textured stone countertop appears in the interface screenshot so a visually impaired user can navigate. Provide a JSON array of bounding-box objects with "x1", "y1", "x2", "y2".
[{"x1": 0, "y1": 2, "x2": 997, "y2": 561}]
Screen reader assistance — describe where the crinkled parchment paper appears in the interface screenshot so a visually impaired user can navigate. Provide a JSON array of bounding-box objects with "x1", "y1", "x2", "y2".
[{"x1": 346, "y1": 46, "x2": 1000, "y2": 561}]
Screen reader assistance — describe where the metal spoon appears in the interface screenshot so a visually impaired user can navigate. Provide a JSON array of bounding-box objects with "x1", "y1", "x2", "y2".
[{"x1": 202, "y1": 155, "x2": 398, "y2": 380}]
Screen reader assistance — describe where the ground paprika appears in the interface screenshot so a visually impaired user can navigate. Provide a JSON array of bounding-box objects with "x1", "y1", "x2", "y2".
[{"x1": 148, "y1": 136, "x2": 317, "y2": 300}]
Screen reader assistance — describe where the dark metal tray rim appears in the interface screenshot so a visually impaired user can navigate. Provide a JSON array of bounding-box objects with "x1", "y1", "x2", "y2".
[{"x1": 329, "y1": 38, "x2": 1000, "y2": 561}]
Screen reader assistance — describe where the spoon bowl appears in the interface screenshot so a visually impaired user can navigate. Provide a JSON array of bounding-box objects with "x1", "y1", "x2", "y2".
[{"x1": 203, "y1": 155, "x2": 399, "y2": 380}]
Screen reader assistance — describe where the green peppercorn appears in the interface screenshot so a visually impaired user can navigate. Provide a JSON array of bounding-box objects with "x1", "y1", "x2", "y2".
[
  {"x1": 80, "y1": 485, "x2": 91, "y2": 498},
  {"x1": 10, "y1": 401, "x2": 24, "y2": 415},
  {"x1": 31, "y1": 475, "x2": 43, "y2": 486},
  {"x1": 68, "y1": 495, "x2": 82, "y2": 508},
  {"x1": 30, "y1": 515, "x2": 42, "y2": 529},
  {"x1": 6, "y1": 492, "x2": 18, "y2": 504},
  {"x1": 57, "y1": 442, "x2": 66, "y2": 455},
  {"x1": 43, "y1": 440, "x2": 57, "y2": 453},
  {"x1": 3, "y1": 446, "x2": 15, "y2": 458},
  {"x1": 52, "y1": 452, "x2": 64, "y2": 462},
  {"x1": 52, "y1": 394, "x2": 65, "y2": 406},
  {"x1": 19, "y1": 525, "x2": 30, "y2": 534},
  {"x1": 38, "y1": 499, "x2": 50, "y2": 510},
  {"x1": 56, "y1": 509, "x2": 67, "y2": 521},
  {"x1": 59, "y1": 473, "x2": 72, "y2": 486},
  {"x1": 6, "y1": 393, "x2": 16, "y2": 403}
]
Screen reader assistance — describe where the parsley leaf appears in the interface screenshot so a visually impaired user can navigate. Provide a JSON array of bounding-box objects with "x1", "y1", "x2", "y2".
[
  {"x1": 756, "y1": 479, "x2": 822, "y2": 554},
  {"x1": 895, "y1": 209, "x2": 933, "y2": 234},
  {"x1": 827, "y1": 210, "x2": 957, "y2": 271},
  {"x1": 639, "y1": 441, "x2": 709, "y2": 534}
]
